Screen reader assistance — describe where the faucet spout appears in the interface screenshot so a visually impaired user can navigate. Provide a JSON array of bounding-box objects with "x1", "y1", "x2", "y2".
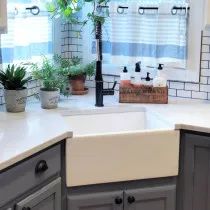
[{"x1": 95, "y1": 21, "x2": 116, "y2": 107}]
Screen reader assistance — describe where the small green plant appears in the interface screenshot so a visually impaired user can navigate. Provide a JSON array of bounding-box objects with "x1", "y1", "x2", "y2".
[
  {"x1": 54, "y1": 55, "x2": 95, "y2": 78},
  {"x1": 31, "y1": 57, "x2": 67, "y2": 93},
  {"x1": 0, "y1": 64, "x2": 31, "y2": 90}
]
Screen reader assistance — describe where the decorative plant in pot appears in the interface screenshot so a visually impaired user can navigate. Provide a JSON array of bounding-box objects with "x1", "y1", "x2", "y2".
[
  {"x1": 0, "y1": 64, "x2": 31, "y2": 113},
  {"x1": 31, "y1": 57, "x2": 67, "y2": 109},
  {"x1": 54, "y1": 55, "x2": 95, "y2": 95}
]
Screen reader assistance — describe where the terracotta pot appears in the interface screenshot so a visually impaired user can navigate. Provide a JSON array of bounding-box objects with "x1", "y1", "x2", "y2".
[{"x1": 69, "y1": 74, "x2": 86, "y2": 92}]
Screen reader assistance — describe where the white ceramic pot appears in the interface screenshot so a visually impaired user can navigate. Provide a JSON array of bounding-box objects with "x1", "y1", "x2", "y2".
[
  {"x1": 4, "y1": 88, "x2": 28, "y2": 113},
  {"x1": 40, "y1": 88, "x2": 60, "y2": 109}
]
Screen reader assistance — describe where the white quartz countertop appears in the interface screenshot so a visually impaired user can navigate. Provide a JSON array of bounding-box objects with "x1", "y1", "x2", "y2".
[
  {"x1": 0, "y1": 111, "x2": 72, "y2": 171},
  {"x1": 36, "y1": 89, "x2": 210, "y2": 134},
  {"x1": 1, "y1": 88, "x2": 210, "y2": 172}
]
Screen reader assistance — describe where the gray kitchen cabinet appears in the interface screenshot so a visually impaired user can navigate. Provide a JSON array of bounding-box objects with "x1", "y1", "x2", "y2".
[
  {"x1": 0, "y1": 143, "x2": 65, "y2": 210},
  {"x1": 177, "y1": 132, "x2": 210, "y2": 210},
  {"x1": 124, "y1": 185, "x2": 176, "y2": 210},
  {"x1": 68, "y1": 180, "x2": 176, "y2": 210},
  {"x1": 16, "y1": 178, "x2": 61, "y2": 210},
  {"x1": 68, "y1": 191, "x2": 124, "y2": 210}
]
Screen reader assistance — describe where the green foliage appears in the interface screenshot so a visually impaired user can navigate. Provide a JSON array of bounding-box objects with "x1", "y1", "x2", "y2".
[
  {"x1": 54, "y1": 55, "x2": 95, "y2": 77},
  {"x1": 46, "y1": 0, "x2": 110, "y2": 32},
  {"x1": 31, "y1": 57, "x2": 67, "y2": 94},
  {"x1": 0, "y1": 64, "x2": 31, "y2": 90}
]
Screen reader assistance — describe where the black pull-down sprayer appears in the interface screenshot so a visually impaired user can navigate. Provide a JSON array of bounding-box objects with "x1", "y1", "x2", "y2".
[{"x1": 95, "y1": 21, "x2": 117, "y2": 107}]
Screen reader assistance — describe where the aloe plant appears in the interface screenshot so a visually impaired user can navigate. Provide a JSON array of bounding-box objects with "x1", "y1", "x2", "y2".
[{"x1": 0, "y1": 64, "x2": 32, "y2": 90}]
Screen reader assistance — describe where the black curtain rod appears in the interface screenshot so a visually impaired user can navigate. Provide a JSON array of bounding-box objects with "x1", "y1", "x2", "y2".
[{"x1": 98, "y1": 5, "x2": 190, "y2": 15}]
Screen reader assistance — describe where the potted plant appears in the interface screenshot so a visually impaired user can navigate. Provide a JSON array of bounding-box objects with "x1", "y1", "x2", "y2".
[
  {"x1": 0, "y1": 64, "x2": 31, "y2": 113},
  {"x1": 54, "y1": 55, "x2": 95, "y2": 95},
  {"x1": 31, "y1": 57, "x2": 66, "y2": 109}
]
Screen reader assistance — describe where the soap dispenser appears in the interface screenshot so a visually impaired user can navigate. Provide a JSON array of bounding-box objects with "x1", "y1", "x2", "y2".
[
  {"x1": 153, "y1": 64, "x2": 167, "y2": 87},
  {"x1": 133, "y1": 62, "x2": 142, "y2": 85},
  {"x1": 143, "y1": 72, "x2": 153, "y2": 86},
  {"x1": 120, "y1": 66, "x2": 131, "y2": 86}
]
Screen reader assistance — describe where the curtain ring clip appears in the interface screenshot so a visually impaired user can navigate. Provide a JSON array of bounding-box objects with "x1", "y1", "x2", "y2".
[
  {"x1": 171, "y1": 7, "x2": 177, "y2": 15},
  {"x1": 138, "y1": 7, "x2": 144, "y2": 15},
  {"x1": 25, "y1": 6, "x2": 40, "y2": 16},
  {"x1": 117, "y1": 6, "x2": 125, "y2": 14}
]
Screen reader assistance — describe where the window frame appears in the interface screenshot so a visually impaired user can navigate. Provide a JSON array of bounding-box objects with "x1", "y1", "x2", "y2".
[{"x1": 82, "y1": 0, "x2": 206, "y2": 83}]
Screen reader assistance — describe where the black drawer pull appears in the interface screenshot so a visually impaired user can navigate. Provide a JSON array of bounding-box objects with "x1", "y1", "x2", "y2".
[
  {"x1": 127, "y1": 196, "x2": 136, "y2": 204},
  {"x1": 115, "y1": 197, "x2": 123, "y2": 205},
  {"x1": 35, "y1": 160, "x2": 48, "y2": 174},
  {"x1": 22, "y1": 207, "x2": 31, "y2": 210}
]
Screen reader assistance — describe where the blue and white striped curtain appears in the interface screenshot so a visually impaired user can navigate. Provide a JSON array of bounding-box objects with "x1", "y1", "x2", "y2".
[
  {"x1": 93, "y1": 0, "x2": 189, "y2": 69},
  {"x1": 0, "y1": 0, "x2": 53, "y2": 65}
]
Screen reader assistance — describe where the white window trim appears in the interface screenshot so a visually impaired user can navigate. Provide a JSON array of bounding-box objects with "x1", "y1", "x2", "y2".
[
  {"x1": 83, "y1": 0, "x2": 206, "y2": 83},
  {"x1": 0, "y1": 0, "x2": 7, "y2": 34}
]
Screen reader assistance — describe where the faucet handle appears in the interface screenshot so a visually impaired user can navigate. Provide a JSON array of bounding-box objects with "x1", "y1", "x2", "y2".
[{"x1": 112, "y1": 81, "x2": 117, "y2": 90}]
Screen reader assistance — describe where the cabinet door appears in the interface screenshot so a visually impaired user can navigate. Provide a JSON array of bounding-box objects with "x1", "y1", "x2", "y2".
[
  {"x1": 124, "y1": 185, "x2": 176, "y2": 210},
  {"x1": 177, "y1": 133, "x2": 210, "y2": 210},
  {"x1": 0, "y1": 0, "x2": 7, "y2": 33},
  {"x1": 16, "y1": 178, "x2": 61, "y2": 210},
  {"x1": 68, "y1": 191, "x2": 123, "y2": 210}
]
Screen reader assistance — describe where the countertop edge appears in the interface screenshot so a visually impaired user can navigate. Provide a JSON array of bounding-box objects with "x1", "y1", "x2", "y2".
[
  {"x1": 175, "y1": 124, "x2": 210, "y2": 134},
  {"x1": 0, "y1": 131, "x2": 73, "y2": 172}
]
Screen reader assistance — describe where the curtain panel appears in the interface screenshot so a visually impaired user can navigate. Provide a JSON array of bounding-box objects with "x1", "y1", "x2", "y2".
[
  {"x1": 92, "y1": 0, "x2": 189, "y2": 68},
  {"x1": 0, "y1": 0, "x2": 53, "y2": 65}
]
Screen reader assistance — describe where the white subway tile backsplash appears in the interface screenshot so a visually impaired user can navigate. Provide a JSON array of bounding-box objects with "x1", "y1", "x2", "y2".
[
  {"x1": 202, "y1": 45, "x2": 210, "y2": 53},
  {"x1": 103, "y1": 75, "x2": 115, "y2": 83},
  {"x1": 185, "y1": 83, "x2": 200, "y2": 91},
  {"x1": 200, "y1": 76, "x2": 208, "y2": 84},
  {"x1": 200, "y1": 84, "x2": 210, "y2": 92},
  {"x1": 203, "y1": 31, "x2": 210, "y2": 36},
  {"x1": 201, "y1": 61, "x2": 209, "y2": 69},
  {"x1": 192, "y1": 91, "x2": 208, "y2": 100},
  {"x1": 170, "y1": 82, "x2": 184, "y2": 89},
  {"x1": 69, "y1": 45, "x2": 78, "y2": 52},
  {"x1": 168, "y1": 89, "x2": 177, "y2": 96},
  {"x1": 203, "y1": 37, "x2": 210, "y2": 45},
  {"x1": 202, "y1": 53, "x2": 210, "y2": 60},
  {"x1": 201, "y1": 69, "x2": 210, "y2": 77},
  {"x1": 177, "y1": 90, "x2": 191, "y2": 98}
]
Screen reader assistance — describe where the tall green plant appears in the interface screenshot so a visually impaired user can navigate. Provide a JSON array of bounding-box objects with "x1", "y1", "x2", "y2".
[
  {"x1": 46, "y1": 0, "x2": 110, "y2": 31},
  {"x1": 0, "y1": 65, "x2": 31, "y2": 90}
]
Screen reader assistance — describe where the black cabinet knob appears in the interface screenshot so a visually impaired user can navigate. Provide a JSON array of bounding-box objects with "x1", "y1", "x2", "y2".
[
  {"x1": 127, "y1": 196, "x2": 136, "y2": 204},
  {"x1": 35, "y1": 160, "x2": 48, "y2": 174},
  {"x1": 115, "y1": 197, "x2": 123, "y2": 205}
]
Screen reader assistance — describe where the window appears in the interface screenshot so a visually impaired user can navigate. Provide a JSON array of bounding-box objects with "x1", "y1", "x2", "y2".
[
  {"x1": 83, "y1": 0, "x2": 205, "y2": 82},
  {"x1": 0, "y1": 0, "x2": 53, "y2": 65}
]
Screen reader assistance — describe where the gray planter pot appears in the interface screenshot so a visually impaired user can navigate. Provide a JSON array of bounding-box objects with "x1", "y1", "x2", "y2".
[
  {"x1": 40, "y1": 88, "x2": 60, "y2": 109},
  {"x1": 4, "y1": 88, "x2": 28, "y2": 113}
]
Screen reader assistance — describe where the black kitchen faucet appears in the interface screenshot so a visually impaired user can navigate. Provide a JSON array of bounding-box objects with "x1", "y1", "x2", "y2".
[{"x1": 95, "y1": 21, "x2": 117, "y2": 107}]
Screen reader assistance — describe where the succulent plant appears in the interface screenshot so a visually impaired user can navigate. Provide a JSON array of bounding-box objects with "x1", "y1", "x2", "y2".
[{"x1": 0, "y1": 64, "x2": 32, "y2": 90}]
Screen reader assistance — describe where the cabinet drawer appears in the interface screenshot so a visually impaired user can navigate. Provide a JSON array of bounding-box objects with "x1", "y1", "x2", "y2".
[{"x1": 0, "y1": 144, "x2": 61, "y2": 207}]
